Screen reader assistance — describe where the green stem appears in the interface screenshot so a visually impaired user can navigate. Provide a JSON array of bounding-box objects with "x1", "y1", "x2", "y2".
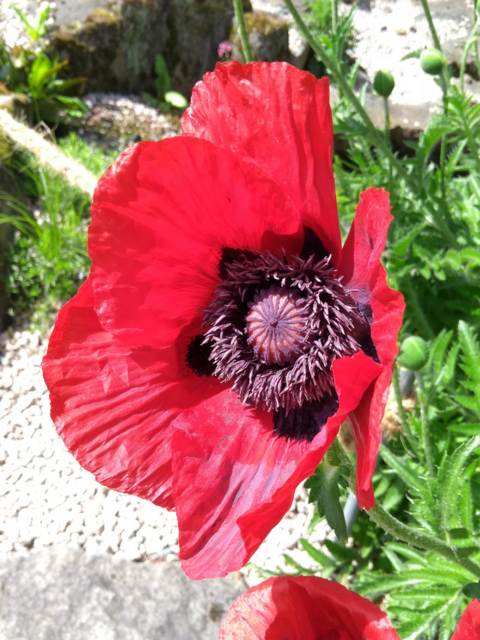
[
  {"x1": 460, "y1": 33, "x2": 478, "y2": 93},
  {"x1": 283, "y1": 0, "x2": 459, "y2": 249},
  {"x1": 419, "y1": 0, "x2": 442, "y2": 50},
  {"x1": 232, "y1": 0, "x2": 253, "y2": 63},
  {"x1": 367, "y1": 500, "x2": 480, "y2": 580},
  {"x1": 331, "y1": 0, "x2": 338, "y2": 45},
  {"x1": 415, "y1": 371, "x2": 436, "y2": 479},
  {"x1": 383, "y1": 96, "x2": 393, "y2": 193},
  {"x1": 419, "y1": 0, "x2": 450, "y2": 98},
  {"x1": 392, "y1": 363, "x2": 420, "y2": 456}
]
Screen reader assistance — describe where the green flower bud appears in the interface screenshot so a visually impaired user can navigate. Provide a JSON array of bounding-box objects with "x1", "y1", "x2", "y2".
[
  {"x1": 397, "y1": 336, "x2": 429, "y2": 371},
  {"x1": 373, "y1": 70, "x2": 395, "y2": 98},
  {"x1": 420, "y1": 48, "x2": 446, "y2": 76}
]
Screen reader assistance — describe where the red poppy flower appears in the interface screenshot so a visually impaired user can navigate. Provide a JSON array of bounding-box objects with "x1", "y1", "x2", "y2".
[
  {"x1": 218, "y1": 575, "x2": 401, "y2": 639},
  {"x1": 42, "y1": 61, "x2": 404, "y2": 579},
  {"x1": 219, "y1": 577, "x2": 480, "y2": 640}
]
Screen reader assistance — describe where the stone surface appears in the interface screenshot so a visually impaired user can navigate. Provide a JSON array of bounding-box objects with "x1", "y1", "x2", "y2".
[
  {"x1": 231, "y1": 11, "x2": 290, "y2": 64},
  {"x1": 163, "y1": 0, "x2": 251, "y2": 97},
  {"x1": 0, "y1": 547, "x2": 246, "y2": 640},
  {"x1": 48, "y1": 1, "x2": 170, "y2": 95}
]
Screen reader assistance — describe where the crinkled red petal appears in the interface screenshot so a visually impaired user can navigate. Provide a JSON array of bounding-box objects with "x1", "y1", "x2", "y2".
[
  {"x1": 182, "y1": 61, "x2": 342, "y2": 266},
  {"x1": 339, "y1": 188, "x2": 405, "y2": 510},
  {"x1": 42, "y1": 279, "x2": 223, "y2": 509},
  {"x1": 452, "y1": 600, "x2": 480, "y2": 640},
  {"x1": 172, "y1": 351, "x2": 381, "y2": 579},
  {"x1": 89, "y1": 136, "x2": 303, "y2": 350},
  {"x1": 218, "y1": 576, "x2": 401, "y2": 639}
]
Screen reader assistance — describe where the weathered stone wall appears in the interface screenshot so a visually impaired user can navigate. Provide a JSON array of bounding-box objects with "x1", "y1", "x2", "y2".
[
  {"x1": 49, "y1": 1, "x2": 170, "y2": 94},
  {"x1": 47, "y1": 0, "x2": 253, "y2": 97}
]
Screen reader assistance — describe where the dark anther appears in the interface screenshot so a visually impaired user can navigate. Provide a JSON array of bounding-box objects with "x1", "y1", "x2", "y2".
[
  {"x1": 300, "y1": 227, "x2": 328, "y2": 262},
  {"x1": 273, "y1": 395, "x2": 339, "y2": 442},
  {"x1": 218, "y1": 247, "x2": 255, "y2": 280},
  {"x1": 186, "y1": 335, "x2": 215, "y2": 376}
]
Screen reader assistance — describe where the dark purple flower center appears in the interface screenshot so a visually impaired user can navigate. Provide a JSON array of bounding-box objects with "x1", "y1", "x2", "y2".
[{"x1": 186, "y1": 232, "x2": 377, "y2": 441}]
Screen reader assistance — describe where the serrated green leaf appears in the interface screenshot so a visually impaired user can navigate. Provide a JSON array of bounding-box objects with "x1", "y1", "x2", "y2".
[
  {"x1": 384, "y1": 543, "x2": 429, "y2": 566},
  {"x1": 438, "y1": 596, "x2": 463, "y2": 640},
  {"x1": 428, "y1": 330, "x2": 453, "y2": 374},
  {"x1": 392, "y1": 586, "x2": 458, "y2": 604},
  {"x1": 324, "y1": 539, "x2": 358, "y2": 562},
  {"x1": 455, "y1": 395, "x2": 479, "y2": 411},
  {"x1": 458, "y1": 321, "x2": 480, "y2": 416},
  {"x1": 379, "y1": 445, "x2": 427, "y2": 492},
  {"x1": 399, "y1": 568, "x2": 466, "y2": 586},
  {"x1": 282, "y1": 553, "x2": 316, "y2": 575},
  {"x1": 299, "y1": 539, "x2": 335, "y2": 568},
  {"x1": 305, "y1": 462, "x2": 348, "y2": 540},
  {"x1": 463, "y1": 582, "x2": 480, "y2": 598},
  {"x1": 418, "y1": 114, "x2": 454, "y2": 170},
  {"x1": 355, "y1": 574, "x2": 422, "y2": 597},
  {"x1": 401, "y1": 49, "x2": 422, "y2": 61},
  {"x1": 437, "y1": 437, "x2": 480, "y2": 530},
  {"x1": 460, "y1": 483, "x2": 474, "y2": 531}
]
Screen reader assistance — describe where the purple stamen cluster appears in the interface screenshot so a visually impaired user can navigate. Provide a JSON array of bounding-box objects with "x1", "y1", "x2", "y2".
[{"x1": 202, "y1": 250, "x2": 366, "y2": 414}]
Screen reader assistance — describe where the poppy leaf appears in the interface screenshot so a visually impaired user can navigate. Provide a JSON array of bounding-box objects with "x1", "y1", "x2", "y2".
[{"x1": 305, "y1": 461, "x2": 348, "y2": 541}]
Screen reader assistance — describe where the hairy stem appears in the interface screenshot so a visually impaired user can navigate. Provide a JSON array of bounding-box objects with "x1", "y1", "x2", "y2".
[
  {"x1": 415, "y1": 371, "x2": 436, "y2": 478},
  {"x1": 367, "y1": 500, "x2": 480, "y2": 580},
  {"x1": 383, "y1": 96, "x2": 393, "y2": 193},
  {"x1": 392, "y1": 363, "x2": 420, "y2": 456},
  {"x1": 232, "y1": 0, "x2": 253, "y2": 63}
]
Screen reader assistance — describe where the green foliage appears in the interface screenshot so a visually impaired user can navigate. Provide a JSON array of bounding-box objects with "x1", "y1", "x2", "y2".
[
  {"x1": 58, "y1": 132, "x2": 118, "y2": 178},
  {"x1": 294, "y1": 325, "x2": 480, "y2": 637},
  {"x1": 0, "y1": 163, "x2": 89, "y2": 321},
  {"x1": 1, "y1": 140, "x2": 119, "y2": 323},
  {"x1": 142, "y1": 54, "x2": 188, "y2": 113},
  {"x1": 0, "y1": 6, "x2": 87, "y2": 124},
  {"x1": 304, "y1": 460, "x2": 349, "y2": 540},
  {"x1": 10, "y1": 2, "x2": 50, "y2": 42},
  {"x1": 304, "y1": 0, "x2": 356, "y2": 80}
]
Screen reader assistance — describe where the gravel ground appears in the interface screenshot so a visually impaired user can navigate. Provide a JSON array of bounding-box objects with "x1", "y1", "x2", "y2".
[
  {"x1": 78, "y1": 92, "x2": 181, "y2": 143},
  {"x1": 0, "y1": 327, "x2": 328, "y2": 585}
]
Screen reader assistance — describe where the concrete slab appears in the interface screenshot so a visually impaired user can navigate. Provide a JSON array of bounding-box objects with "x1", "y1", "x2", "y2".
[{"x1": 0, "y1": 548, "x2": 246, "y2": 640}]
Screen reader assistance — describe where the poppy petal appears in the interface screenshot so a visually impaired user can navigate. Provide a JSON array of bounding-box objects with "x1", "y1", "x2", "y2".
[
  {"x1": 89, "y1": 136, "x2": 303, "y2": 350},
  {"x1": 42, "y1": 279, "x2": 223, "y2": 509},
  {"x1": 218, "y1": 575, "x2": 401, "y2": 639},
  {"x1": 182, "y1": 61, "x2": 342, "y2": 265},
  {"x1": 171, "y1": 350, "x2": 381, "y2": 579},
  {"x1": 339, "y1": 188, "x2": 405, "y2": 510},
  {"x1": 452, "y1": 600, "x2": 480, "y2": 640}
]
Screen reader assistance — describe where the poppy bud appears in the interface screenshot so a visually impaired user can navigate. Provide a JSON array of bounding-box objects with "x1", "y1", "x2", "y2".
[
  {"x1": 397, "y1": 336, "x2": 429, "y2": 371},
  {"x1": 420, "y1": 48, "x2": 446, "y2": 76},
  {"x1": 374, "y1": 70, "x2": 395, "y2": 98}
]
